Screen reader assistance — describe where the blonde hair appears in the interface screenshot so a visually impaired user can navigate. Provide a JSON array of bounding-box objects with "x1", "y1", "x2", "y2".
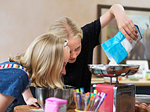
[
  {"x1": 49, "y1": 17, "x2": 83, "y2": 40},
  {"x1": 10, "y1": 33, "x2": 67, "y2": 89}
]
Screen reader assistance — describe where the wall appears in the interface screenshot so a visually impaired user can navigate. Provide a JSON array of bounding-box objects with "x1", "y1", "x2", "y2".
[{"x1": 0, "y1": 0, "x2": 150, "y2": 63}]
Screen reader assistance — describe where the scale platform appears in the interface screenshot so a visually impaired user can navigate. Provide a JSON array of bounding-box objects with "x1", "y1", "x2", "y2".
[
  {"x1": 88, "y1": 64, "x2": 140, "y2": 84},
  {"x1": 89, "y1": 64, "x2": 140, "y2": 112}
]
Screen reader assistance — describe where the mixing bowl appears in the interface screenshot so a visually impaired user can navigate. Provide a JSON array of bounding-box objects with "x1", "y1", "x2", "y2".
[{"x1": 35, "y1": 85, "x2": 74, "y2": 109}]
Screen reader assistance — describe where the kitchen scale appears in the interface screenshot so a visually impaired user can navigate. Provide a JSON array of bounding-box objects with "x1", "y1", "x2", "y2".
[{"x1": 89, "y1": 64, "x2": 140, "y2": 112}]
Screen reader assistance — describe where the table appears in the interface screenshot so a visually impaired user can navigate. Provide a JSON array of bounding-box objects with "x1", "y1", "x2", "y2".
[
  {"x1": 91, "y1": 75, "x2": 150, "y2": 95},
  {"x1": 91, "y1": 75, "x2": 150, "y2": 86},
  {"x1": 119, "y1": 78, "x2": 150, "y2": 86},
  {"x1": 14, "y1": 105, "x2": 76, "y2": 112},
  {"x1": 14, "y1": 105, "x2": 42, "y2": 112}
]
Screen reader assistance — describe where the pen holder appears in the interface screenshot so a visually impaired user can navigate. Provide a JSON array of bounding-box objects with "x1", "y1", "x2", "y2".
[{"x1": 75, "y1": 109, "x2": 98, "y2": 112}]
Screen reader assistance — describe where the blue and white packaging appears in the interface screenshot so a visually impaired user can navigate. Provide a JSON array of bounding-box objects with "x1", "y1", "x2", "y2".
[{"x1": 101, "y1": 25, "x2": 142, "y2": 64}]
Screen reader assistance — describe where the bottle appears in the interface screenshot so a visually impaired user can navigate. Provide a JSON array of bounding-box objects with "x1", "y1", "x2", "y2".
[{"x1": 101, "y1": 25, "x2": 142, "y2": 64}]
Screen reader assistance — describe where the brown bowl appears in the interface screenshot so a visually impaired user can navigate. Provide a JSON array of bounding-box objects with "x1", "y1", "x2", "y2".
[{"x1": 88, "y1": 64, "x2": 140, "y2": 77}]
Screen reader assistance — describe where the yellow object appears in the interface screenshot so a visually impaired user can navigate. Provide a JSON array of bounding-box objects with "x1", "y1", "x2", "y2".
[
  {"x1": 145, "y1": 71, "x2": 150, "y2": 80},
  {"x1": 75, "y1": 109, "x2": 98, "y2": 112}
]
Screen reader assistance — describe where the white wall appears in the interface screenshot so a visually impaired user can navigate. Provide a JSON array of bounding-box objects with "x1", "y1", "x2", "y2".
[{"x1": 0, "y1": 0, "x2": 150, "y2": 62}]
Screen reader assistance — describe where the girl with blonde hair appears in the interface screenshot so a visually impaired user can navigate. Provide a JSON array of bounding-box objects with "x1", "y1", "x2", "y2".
[
  {"x1": 0, "y1": 33, "x2": 70, "y2": 112},
  {"x1": 48, "y1": 4, "x2": 138, "y2": 92}
]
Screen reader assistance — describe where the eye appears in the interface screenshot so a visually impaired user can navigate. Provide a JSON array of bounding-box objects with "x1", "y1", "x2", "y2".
[{"x1": 75, "y1": 46, "x2": 80, "y2": 51}]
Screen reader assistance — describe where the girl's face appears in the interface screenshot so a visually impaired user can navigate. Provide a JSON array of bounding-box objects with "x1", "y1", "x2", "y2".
[
  {"x1": 61, "y1": 48, "x2": 70, "y2": 75},
  {"x1": 67, "y1": 37, "x2": 81, "y2": 63}
]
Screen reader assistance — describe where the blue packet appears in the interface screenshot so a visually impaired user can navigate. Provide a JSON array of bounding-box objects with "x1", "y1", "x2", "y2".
[{"x1": 101, "y1": 25, "x2": 142, "y2": 64}]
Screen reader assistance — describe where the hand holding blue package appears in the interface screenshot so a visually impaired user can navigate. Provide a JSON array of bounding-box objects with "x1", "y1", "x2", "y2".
[{"x1": 101, "y1": 25, "x2": 142, "y2": 64}]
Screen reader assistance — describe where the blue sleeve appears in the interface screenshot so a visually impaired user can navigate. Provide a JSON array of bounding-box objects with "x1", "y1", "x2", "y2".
[{"x1": 0, "y1": 68, "x2": 29, "y2": 100}]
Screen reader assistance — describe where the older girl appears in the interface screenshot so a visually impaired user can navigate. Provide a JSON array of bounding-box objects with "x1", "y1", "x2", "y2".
[{"x1": 48, "y1": 4, "x2": 138, "y2": 92}]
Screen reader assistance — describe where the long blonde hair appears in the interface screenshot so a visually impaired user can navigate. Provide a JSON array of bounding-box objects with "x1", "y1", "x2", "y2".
[
  {"x1": 10, "y1": 33, "x2": 67, "y2": 89},
  {"x1": 49, "y1": 17, "x2": 83, "y2": 40}
]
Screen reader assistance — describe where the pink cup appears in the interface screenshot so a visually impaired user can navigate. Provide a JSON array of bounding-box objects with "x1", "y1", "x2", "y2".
[{"x1": 45, "y1": 97, "x2": 67, "y2": 112}]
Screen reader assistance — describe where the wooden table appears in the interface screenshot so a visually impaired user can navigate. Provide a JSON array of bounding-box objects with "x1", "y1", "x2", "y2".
[
  {"x1": 14, "y1": 105, "x2": 42, "y2": 112},
  {"x1": 119, "y1": 78, "x2": 150, "y2": 86},
  {"x1": 14, "y1": 105, "x2": 76, "y2": 112},
  {"x1": 91, "y1": 75, "x2": 150, "y2": 86}
]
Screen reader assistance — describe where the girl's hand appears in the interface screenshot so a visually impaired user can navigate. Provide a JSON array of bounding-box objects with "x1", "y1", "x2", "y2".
[
  {"x1": 111, "y1": 4, "x2": 138, "y2": 42},
  {"x1": 25, "y1": 97, "x2": 40, "y2": 107}
]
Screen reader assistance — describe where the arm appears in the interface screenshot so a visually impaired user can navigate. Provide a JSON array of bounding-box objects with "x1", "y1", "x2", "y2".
[
  {"x1": 22, "y1": 88, "x2": 39, "y2": 107},
  {"x1": 0, "y1": 93, "x2": 15, "y2": 112},
  {"x1": 100, "y1": 4, "x2": 138, "y2": 42}
]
